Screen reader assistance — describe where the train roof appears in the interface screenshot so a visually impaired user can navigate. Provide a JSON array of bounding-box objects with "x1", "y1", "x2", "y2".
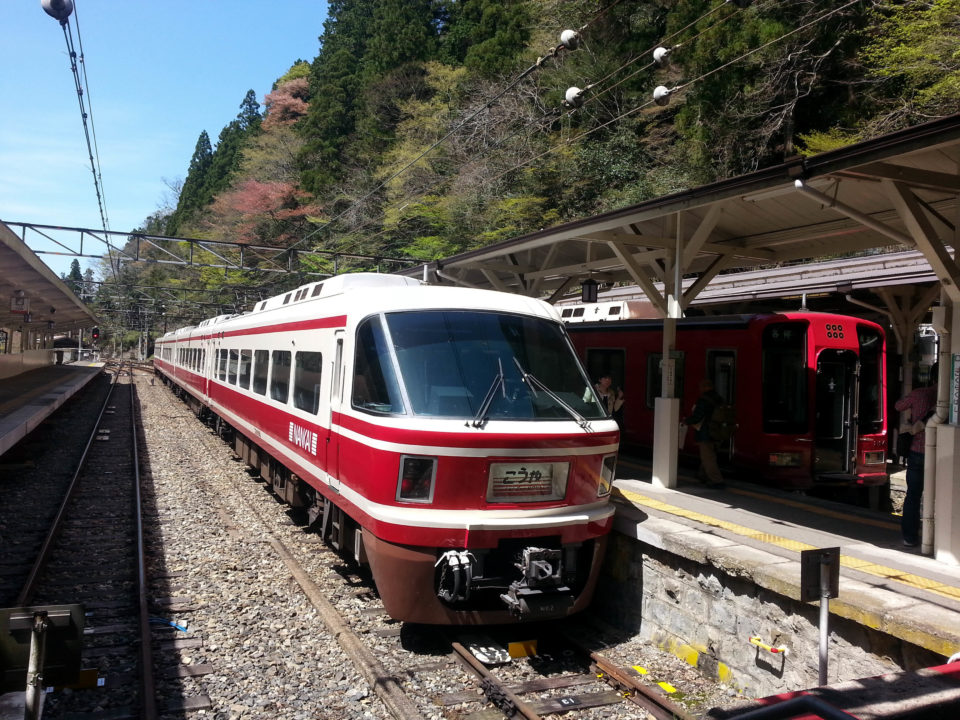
[
  {"x1": 565, "y1": 309, "x2": 885, "y2": 333},
  {"x1": 159, "y1": 273, "x2": 560, "y2": 340}
]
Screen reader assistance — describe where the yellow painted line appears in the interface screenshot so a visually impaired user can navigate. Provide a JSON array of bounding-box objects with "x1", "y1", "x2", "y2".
[
  {"x1": 729, "y1": 486, "x2": 900, "y2": 530},
  {"x1": 632, "y1": 665, "x2": 648, "y2": 675},
  {"x1": 615, "y1": 455, "x2": 900, "y2": 530},
  {"x1": 658, "y1": 682, "x2": 677, "y2": 693},
  {"x1": 615, "y1": 487, "x2": 960, "y2": 603}
]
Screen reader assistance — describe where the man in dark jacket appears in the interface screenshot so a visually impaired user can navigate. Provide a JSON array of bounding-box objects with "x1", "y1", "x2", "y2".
[
  {"x1": 684, "y1": 378, "x2": 725, "y2": 489},
  {"x1": 894, "y1": 366, "x2": 938, "y2": 547}
]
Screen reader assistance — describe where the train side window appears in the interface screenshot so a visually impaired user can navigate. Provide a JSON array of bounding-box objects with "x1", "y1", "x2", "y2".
[
  {"x1": 646, "y1": 351, "x2": 684, "y2": 408},
  {"x1": 228, "y1": 349, "x2": 239, "y2": 384},
  {"x1": 238, "y1": 350, "x2": 252, "y2": 389},
  {"x1": 352, "y1": 317, "x2": 405, "y2": 414},
  {"x1": 585, "y1": 348, "x2": 626, "y2": 395},
  {"x1": 293, "y1": 351, "x2": 322, "y2": 414},
  {"x1": 857, "y1": 325, "x2": 884, "y2": 433},
  {"x1": 646, "y1": 350, "x2": 684, "y2": 408},
  {"x1": 252, "y1": 350, "x2": 269, "y2": 395},
  {"x1": 270, "y1": 350, "x2": 292, "y2": 403},
  {"x1": 762, "y1": 322, "x2": 807, "y2": 433},
  {"x1": 217, "y1": 349, "x2": 228, "y2": 381},
  {"x1": 706, "y1": 349, "x2": 736, "y2": 404}
]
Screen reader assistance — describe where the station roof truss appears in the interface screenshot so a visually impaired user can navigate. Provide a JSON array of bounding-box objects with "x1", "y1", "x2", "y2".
[
  {"x1": 408, "y1": 114, "x2": 960, "y2": 316},
  {"x1": 0, "y1": 221, "x2": 97, "y2": 333},
  {"x1": 2, "y1": 222, "x2": 424, "y2": 277}
]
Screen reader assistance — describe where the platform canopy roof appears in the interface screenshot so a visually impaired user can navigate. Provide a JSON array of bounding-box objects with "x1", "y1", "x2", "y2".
[
  {"x1": 406, "y1": 114, "x2": 960, "y2": 313},
  {"x1": 0, "y1": 221, "x2": 97, "y2": 333}
]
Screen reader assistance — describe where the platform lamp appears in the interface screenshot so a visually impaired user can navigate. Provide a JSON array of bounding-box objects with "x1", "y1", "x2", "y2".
[{"x1": 581, "y1": 277, "x2": 599, "y2": 303}]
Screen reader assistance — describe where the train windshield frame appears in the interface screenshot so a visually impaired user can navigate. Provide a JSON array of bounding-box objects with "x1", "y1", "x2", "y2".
[{"x1": 354, "y1": 310, "x2": 607, "y2": 420}]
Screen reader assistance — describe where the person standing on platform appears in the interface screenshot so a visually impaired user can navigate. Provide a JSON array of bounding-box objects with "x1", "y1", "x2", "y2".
[
  {"x1": 895, "y1": 366, "x2": 938, "y2": 548},
  {"x1": 684, "y1": 378, "x2": 725, "y2": 489},
  {"x1": 594, "y1": 374, "x2": 625, "y2": 426}
]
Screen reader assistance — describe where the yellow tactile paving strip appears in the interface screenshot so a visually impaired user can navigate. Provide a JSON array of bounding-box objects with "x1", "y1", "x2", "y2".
[{"x1": 614, "y1": 486, "x2": 960, "y2": 603}]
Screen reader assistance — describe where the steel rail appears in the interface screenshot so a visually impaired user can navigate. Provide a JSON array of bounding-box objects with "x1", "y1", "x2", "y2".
[
  {"x1": 131, "y1": 368, "x2": 158, "y2": 719},
  {"x1": 14, "y1": 363, "x2": 123, "y2": 606},
  {"x1": 553, "y1": 626, "x2": 694, "y2": 720},
  {"x1": 451, "y1": 641, "x2": 542, "y2": 720}
]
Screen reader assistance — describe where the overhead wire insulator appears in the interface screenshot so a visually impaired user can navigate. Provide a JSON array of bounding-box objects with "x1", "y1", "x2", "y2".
[
  {"x1": 41, "y1": 0, "x2": 73, "y2": 22},
  {"x1": 653, "y1": 86, "x2": 673, "y2": 106},
  {"x1": 653, "y1": 47, "x2": 672, "y2": 64},
  {"x1": 564, "y1": 86, "x2": 585, "y2": 108},
  {"x1": 560, "y1": 29, "x2": 580, "y2": 50}
]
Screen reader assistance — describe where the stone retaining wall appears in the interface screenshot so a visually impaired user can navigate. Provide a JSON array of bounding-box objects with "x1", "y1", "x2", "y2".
[{"x1": 594, "y1": 533, "x2": 944, "y2": 698}]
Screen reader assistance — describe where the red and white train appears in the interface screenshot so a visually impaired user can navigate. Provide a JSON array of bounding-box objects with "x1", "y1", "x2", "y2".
[
  {"x1": 154, "y1": 273, "x2": 619, "y2": 624},
  {"x1": 562, "y1": 301, "x2": 888, "y2": 491}
]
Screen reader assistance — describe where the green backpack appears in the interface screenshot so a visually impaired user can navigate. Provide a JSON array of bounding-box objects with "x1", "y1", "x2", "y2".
[{"x1": 708, "y1": 403, "x2": 737, "y2": 442}]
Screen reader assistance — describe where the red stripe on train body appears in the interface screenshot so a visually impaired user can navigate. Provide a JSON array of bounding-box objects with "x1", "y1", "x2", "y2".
[{"x1": 154, "y1": 273, "x2": 619, "y2": 624}]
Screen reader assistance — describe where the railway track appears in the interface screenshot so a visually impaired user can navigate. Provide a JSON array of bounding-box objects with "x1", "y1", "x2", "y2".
[
  {"x1": 443, "y1": 629, "x2": 699, "y2": 720},
  {"x1": 0, "y1": 365, "x2": 213, "y2": 719},
  {"x1": 147, "y1": 365, "x2": 743, "y2": 720},
  {"x1": 0, "y1": 367, "x2": 115, "y2": 606}
]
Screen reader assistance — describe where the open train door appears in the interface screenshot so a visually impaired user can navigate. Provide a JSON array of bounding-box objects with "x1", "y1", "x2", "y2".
[{"x1": 814, "y1": 349, "x2": 859, "y2": 479}]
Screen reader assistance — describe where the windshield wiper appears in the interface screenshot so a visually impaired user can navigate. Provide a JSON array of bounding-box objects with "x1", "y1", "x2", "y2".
[
  {"x1": 470, "y1": 358, "x2": 505, "y2": 428},
  {"x1": 512, "y1": 358, "x2": 590, "y2": 430}
]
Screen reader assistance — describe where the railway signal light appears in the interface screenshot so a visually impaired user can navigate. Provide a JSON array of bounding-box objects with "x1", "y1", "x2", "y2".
[{"x1": 91, "y1": 326, "x2": 100, "y2": 340}]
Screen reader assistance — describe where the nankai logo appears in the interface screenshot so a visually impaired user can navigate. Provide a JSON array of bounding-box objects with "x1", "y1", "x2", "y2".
[{"x1": 288, "y1": 422, "x2": 318, "y2": 455}]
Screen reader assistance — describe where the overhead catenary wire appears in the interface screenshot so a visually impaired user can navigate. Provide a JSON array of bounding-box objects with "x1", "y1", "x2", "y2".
[
  {"x1": 283, "y1": 0, "x2": 632, "y2": 258},
  {"x1": 490, "y1": 0, "x2": 863, "y2": 187},
  {"x1": 331, "y1": 0, "x2": 767, "y2": 257},
  {"x1": 71, "y1": 2, "x2": 109, "y2": 233},
  {"x1": 566, "y1": 0, "x2": 762, "y2": 113},
  {"x1": 44, "y1": 0, "x2": 119, "y2": 283}
]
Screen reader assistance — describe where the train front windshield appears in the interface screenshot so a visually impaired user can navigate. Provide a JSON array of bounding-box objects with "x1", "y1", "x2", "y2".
[{"x1": 354, "y1": 310, "x2": 607, "y2": 420}]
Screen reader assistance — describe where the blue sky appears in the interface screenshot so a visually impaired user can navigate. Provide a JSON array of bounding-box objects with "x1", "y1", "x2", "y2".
[{"x1": 0, "y1": 0, "x2": 328, "y2": 277}]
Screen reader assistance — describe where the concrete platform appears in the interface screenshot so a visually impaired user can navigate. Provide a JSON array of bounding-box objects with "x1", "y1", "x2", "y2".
[
  {"x1": 0, "y1": 363, "x2": 104, "y2": 456},
  {"x1": 613, "y1": 458, "x2": 960, "y2": 660},
  {"x1": 607, "y1": 453, "x2": 960, "y2": 699}
]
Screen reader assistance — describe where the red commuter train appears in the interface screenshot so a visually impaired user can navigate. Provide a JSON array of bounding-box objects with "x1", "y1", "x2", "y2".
[
  {"x1": 154, "y1": 274, "x2": 619, "y2": 624},
  {"x1": 563, "y1": 302, "x2": 888, "y2": 491}
]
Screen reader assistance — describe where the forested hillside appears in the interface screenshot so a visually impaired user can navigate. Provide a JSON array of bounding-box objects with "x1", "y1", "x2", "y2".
[{"x1": 106, "y1": 0, "x2": 960, "y2": 328}]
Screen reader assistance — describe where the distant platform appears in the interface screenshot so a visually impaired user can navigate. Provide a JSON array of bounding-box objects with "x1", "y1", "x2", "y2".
[{"x1": 0, "y1": 364, "x2": 103, "y2": 456}]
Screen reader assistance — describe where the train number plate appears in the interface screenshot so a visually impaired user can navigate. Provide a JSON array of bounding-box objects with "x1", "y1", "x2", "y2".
[{"x1": 487, "y1": 462, "x2": 568, "y2": 502}]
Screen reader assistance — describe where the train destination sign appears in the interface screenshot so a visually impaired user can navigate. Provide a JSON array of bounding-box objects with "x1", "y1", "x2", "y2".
[{"x1": 487, "y1": 462, "x2": 569, "y2": 502}]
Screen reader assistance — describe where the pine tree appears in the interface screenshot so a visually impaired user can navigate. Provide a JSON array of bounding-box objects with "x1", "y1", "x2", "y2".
[
  {"x1": 65, "y1": 258, "x2": 83, "y2": 294},
  {"x1": 298, "y1": 0, "x2": 375, "y2": 194},
  {"x1": 166, "y1": 131, "x2": 213, "y2": 235},
  {"x1": 237, "y1": 89, "x2": 262, "y2": 132}
]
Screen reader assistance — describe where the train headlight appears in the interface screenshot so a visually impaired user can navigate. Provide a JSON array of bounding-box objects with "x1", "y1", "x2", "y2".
[
  {"x1": 598, "y1": 454, "x2": 616, "y2": 497},
  {"x1": 397, "y1": 455, "x2": 436, "y2": 503},
  {"x1": 768, "y1": 452, "x2": 802, "y2": 468},
  {"x1": 864, "y1": 451, "x2": 885, "y2": 465}
]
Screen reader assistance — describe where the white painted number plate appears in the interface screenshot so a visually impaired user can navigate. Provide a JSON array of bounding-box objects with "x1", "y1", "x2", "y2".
[{"x1": 487, "y1": 462, "x2": 568, "y2": 501}]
